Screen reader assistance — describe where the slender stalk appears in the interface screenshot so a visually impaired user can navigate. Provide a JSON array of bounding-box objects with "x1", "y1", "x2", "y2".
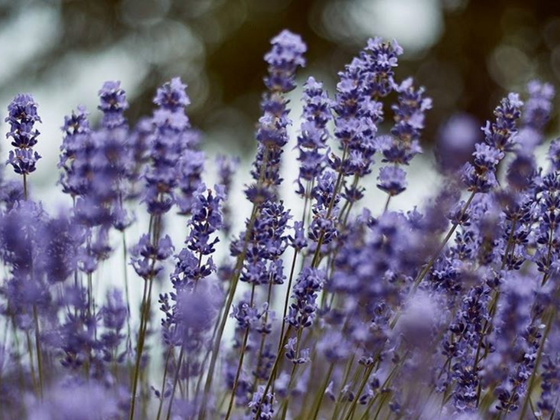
[
  {"x1": 198, "y1": 205, "x2": 259, "y2": 420},
  {"x1": 32, "y1": 305, "x2": 43, "y2": 399},
  {"x1": 23, "y1": 174, "x2": 27, "y2": 201},
  {"x1": 129, "y1": 215, "x2": 160, "y2": 420},
  {"x1": 155, "y1": 347, "x2": 173, "y2": 420},
  {"x1": 122, "y1": 232, "x2": 133, "y2": 354},
  {"x1": 309, "y1": 363, "x2": 335, "y2": 420},
  {"x1": 224, "y1": 285, "x2": 256, "y2": 420},
  {"x1": 253, "y1": 279, "x2": 274, "y2": 391},
  {"x1": 342, "y1": 365, "x2": 374, "y2": 420},
  {"x1": 25, "y1": 331, "x2": 37, "y2": 395},
  {"x1": 278, "y1": 250, "x2": 298, "y2": 353},
  {"x1": 517, "y1": 307, "x2": 555, "y2": 420},
  {"x1": 165, "y1": 346, "x2": 185, "y2": 420},
  {"x1": 252, "y1": 327, "x2": 292, "y2": 419},
  {"x1": 330, "y1": 353, "x2": 356, "y2": 420},
  {"x1": 223, "y1": 323, "x2": 251, "y2": 420},
  {"x1": 383, "y1": 195, "x2": 392, "y2": 213}
]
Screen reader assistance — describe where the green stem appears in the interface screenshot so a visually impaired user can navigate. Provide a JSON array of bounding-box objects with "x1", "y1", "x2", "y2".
[
  {"x1": 23, "y1": 174, "x2": 27, "y2": 201},
  {"x1": 224, "y1": 285, "x2": 256, "y2": 420},
  {"x1": 156, "y1": 347, "x2": 173, "y2": 420},
  {"x1": 342, "y1": 365, "x2": 374, "y2": 420},
  {"x1": 309, "y1": 363, "x2": 335, "y2": 420},
  {"x1": 32, "y1": 305, "x2": 43, "y2": 399},
  {"x1": 198, "y1": 205, "x2": 260, "y2": 420},
  {"x1": 278, "y1": 250, "x2": 299, "y2": 353},
  {"x1": 391, "y1": 191, "x2": 476, "y2": 329},
  {"x1": 165, "y1": 346, "x2": 185, "y2": 420},
  {"x1": 129, "y1": 215, "x2": 160, "y2": 420},
  {"x1": 517, "y1": 308, "x2": 555, "y2": 420},
  {"x1": 253, "y1": 328, "x2": 292, "y2": 419}
]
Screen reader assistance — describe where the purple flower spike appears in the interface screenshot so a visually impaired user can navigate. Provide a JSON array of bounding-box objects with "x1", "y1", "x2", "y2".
[
  {"x1": 463, "y1": 93, "x2": 523, "y2": 193},
  {"x1": 296, "y1": 77, "x2": 332, "y2": 196},
  {"x1": 247, "y1": 30, "x2": 307, "y2": 202},
  {"x1": 5, "y1": 94, "x2": 42, "y2": 176},
  {"x1": 264, "y1": 29, "x2": 307, "y2": 93}
]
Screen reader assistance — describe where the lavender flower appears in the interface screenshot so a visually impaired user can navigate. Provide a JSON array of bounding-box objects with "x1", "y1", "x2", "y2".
[
  {"x1": 248, "y1": 30, "x2": 306, "y2": 202},
  {"x1": 295, "y1": 77, "x2": 332, "y2": 196},
  {"x1": 5, "y1": 94, "x2": 42, "y2": 177},
  {"x1": 98, "y1": 80, "x2": 129, "y2": 129},
  {"x1": 172, "y1": 184, "x2": 224, "y2": 290},
  {"x1": 462, "y1": 93, "x2": 523, "y2": 193},
  {"x1": 143, "y1": 77, "x2": 192, "y2": 215}
]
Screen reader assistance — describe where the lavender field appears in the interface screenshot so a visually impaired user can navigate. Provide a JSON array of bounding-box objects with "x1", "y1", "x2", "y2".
[{"x1": 1, "y1": 2, "x2": 560, "y2": 420}]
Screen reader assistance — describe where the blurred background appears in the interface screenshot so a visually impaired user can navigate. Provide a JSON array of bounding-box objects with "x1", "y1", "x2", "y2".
[{"x1": 0, "y1": 0, "x2": 559, "y2": 206}]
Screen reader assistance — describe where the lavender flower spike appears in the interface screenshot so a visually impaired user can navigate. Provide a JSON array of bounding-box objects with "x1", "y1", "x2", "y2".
[
  {"x1": 248, "y1": 30, "x2": 306, "y2": 202},
  {"x1": 5, "y1": 94, "x2": 42, "y2": 179},
  {"x1": 462, "y1": 93, "x2": 523, "y2": 193}
]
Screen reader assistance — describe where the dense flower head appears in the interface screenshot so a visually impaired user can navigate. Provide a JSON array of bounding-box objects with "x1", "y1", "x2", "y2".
[
  {"x1": 248, "y1": 30, "x2": 307, "y2": 202},
  {"x1": 462, "y1": 93, "x2": 523, "y2": 193},
  {"x1": 377, "y1": 165, "x2": 407, "y2": 196},
  {"x1": 5, "y1": 93, "x2": 41, "y2": 148},
  {"x1": 295, "y1": 77, "x2": 332, "y2": 195},
  {"x1": 483, "y1": 93, "x2": 523, "y2": 152},
  {"x1": 154, "y1": 77, "x2": 190, "y2": 111},
  {"x1": 286, "y1": 267, "x2": 325, "y2": 329},
  {"x1": 130, "y1": 233, "x2": 174, "y2": 279},
  {"x1": 58, "y1": 109, "x2": 94, "y2": 197},
  {"x1": 59, "y1": 105, "x2": 91, "y2": 165},
  {"x1": 98, "y1": 80, "x2": 129, "y2": 129},
  {"x1": 390, "y1": 77, "x2": 432, "y2": 145},
  {"x1": 361, "y1": 37, "x2": 403, "y2": 97},
  {"x1": 233, "y1": 200, "x2": 290, "y2": 286},
  {"x1": 143, "y1": 78, "x2": 192, "y2": 215},
  {"x1": 264, "y1": 29, "x2": 307, "y2": 93},
  {"x1": 172, "y1": 184, "x2": 223, "y2": 292},
  {"x1": 8, "y1": 148, "x2": 41, "y2": 175},
  {"x1": 5, "y1": 93, "x2": 42, "y2": 175}
]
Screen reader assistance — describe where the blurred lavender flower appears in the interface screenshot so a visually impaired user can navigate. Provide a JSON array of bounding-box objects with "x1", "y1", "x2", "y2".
[{"x1": 436, "y1": 113, "x2": 481, "y2": 174}]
